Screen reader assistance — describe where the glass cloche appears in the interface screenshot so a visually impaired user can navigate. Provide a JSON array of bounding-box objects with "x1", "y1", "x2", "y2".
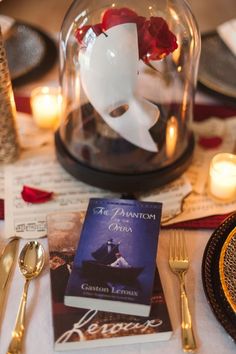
[{"x1": 56, "y1": 0, "x2": 201, "y2": 192}]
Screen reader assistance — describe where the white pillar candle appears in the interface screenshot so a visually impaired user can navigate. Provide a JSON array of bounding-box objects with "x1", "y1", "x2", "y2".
[
  {"x1": 209, "y1": 153, "x2": 236, "y2": 201},
  {"x1": 30, "y1": 86, "x2": 62, "y2": 130}
]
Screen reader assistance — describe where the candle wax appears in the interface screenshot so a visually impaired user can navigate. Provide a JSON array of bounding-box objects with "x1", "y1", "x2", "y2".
[
  {"x1": 31, "y1": 90, "x2": 61, "y2": 129},
  {"x1": 209, "y1": 160, "x2": 236, "y2": 200}
]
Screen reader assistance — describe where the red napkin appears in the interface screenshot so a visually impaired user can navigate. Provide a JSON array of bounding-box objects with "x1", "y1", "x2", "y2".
[
  {"x1": 14, "y1": 95, "x2": 236, "y2": 120},
  {"x1": 14, "y1": 95, "x2": 32, "y2": 115},
  {"x1": 162, "y1": 213, "x2": 232, "y2": 230},
  {"x1": 193, "y1": 104, "x2": 236, "y2": 121}
]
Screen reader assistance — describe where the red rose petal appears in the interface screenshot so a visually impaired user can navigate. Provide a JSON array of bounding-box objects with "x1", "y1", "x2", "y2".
[
  {"x1": 75, "y1": 24, "x2": 103, "y2": 45},
  {"x1": 21, "y1": 185, "x2": 53, "y2": 203},
  {"x1": 198, "y1": 136, "x2": 223, "y2": 149},
  {"x1": 75, "y1": 25, "x2": 91, "y2": 43},
  {"x1": 102, "y1": 7, "x2": 141, "y2": 30},
  {"x1": 138, "y1": 21, "x2": 156, "y2": 60},
  {"x1": 92, "y1": 23, "x2": 103, "y2": 36}
]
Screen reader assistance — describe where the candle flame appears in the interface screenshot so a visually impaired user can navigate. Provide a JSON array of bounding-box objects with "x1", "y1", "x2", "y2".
[{"x1": 166, "y1": 116, "x2": 178, "y2": 158}]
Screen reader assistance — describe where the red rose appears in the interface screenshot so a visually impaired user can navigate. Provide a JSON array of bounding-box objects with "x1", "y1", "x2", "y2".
[
  {"x1": 149, "y1": 17, "x2": 178, "y2": 56},
  {"x1": 138, "y1": 17, "x2": 178, "y2": 62},
  {"x1": 75, "y1": 7, "x2": 178, "y2": 63}
]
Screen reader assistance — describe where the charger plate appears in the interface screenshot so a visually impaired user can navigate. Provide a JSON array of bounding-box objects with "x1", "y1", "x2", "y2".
[
  {"x1": 202, "y1": 212, "x2": 236, "y2": 341},
  {"x1": 4, "y1": 21, "x2": 57, "y2": 85},
  {"x1": 198, "y1": 31, "x2": 236, "y2": 101},
  {"x1": 219, "y1": 226, "x2": 236, "y2": 313}
]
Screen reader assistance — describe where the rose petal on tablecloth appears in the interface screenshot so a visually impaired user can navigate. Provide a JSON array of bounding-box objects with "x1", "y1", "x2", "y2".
[
  {"x1": 21, "y1": 185, "x2": 53, "y2": 203},
  {"x1": 198, "y1": 136, "x2": 223, "y2": 149}
]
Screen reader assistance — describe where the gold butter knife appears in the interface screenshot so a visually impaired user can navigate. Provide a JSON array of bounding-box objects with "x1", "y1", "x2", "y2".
[{"x1": 0, "y1": 238, "x2": 19, "y2": 329}]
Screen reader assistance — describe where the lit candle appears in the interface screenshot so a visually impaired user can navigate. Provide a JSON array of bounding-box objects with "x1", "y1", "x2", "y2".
[
  {"x1": 166, "y1": 116, "x2": 178, "y2": 158},
  {"x1": 209, "y1": 153, "x2": 236, "y2": 201},
  {"x1": 30, "y1": 86, "x2": 62, "y2": 129}
]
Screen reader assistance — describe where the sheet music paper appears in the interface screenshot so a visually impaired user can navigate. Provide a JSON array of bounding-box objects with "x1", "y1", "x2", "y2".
[
  {"x1": 4, "y1": 146, "x2": 118, "y2": 239},
  {"x1": 163, "y1": 192, "x2": 236, "y2": 225},
  {"x1": 3, "y1": 116, "x2": 236, "y2": 236},
  {"x1": 164, "y1": 117, "x2": 236, "y2": 225},
  {"x1": 140, "y1": 176, "x2": 192, "y2": 222},
  {"x1": 141, "y1": 117, "x2": 236, "y2": 225}
]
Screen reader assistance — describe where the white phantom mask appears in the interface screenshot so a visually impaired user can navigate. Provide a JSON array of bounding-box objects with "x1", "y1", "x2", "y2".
[{"x1": 79, "y1": 23, "x2": 159, "y2": 152}]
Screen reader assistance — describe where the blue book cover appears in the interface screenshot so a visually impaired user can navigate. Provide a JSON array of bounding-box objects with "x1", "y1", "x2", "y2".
[{"x1": 64, "y1": 198, "x2": 162, "y2": 316}]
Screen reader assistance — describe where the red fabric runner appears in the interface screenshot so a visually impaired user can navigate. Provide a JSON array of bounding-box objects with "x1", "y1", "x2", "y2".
[
  {"x1": 193, "y1": 104, "x2": 236, "y2": 121},
  {"x1": 0, "y1": 199, "x2": 4, "y2": 220},
  {"x1": 14, "y1": 95, "x2": 32, "y2": 115},
  {"x1": 14, "y1": 95, "x2": 236, "y2": 120},
  {"x1": 162, "y1": 213, "x2": 233, "y2": 230}
]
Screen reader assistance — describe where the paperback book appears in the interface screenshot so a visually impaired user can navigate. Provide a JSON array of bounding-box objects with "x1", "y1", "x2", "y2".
[
  {"x1": 64, "y1": 198, "x2": 162, "y2": 316},
  {"x1": 47, "y1": 211, "x2": 172, "y2": 351}
]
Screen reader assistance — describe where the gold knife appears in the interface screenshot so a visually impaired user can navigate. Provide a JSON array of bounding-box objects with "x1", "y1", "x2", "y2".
[{"x1": 0, "y1": 238, "x2": 19, "y2": 328}]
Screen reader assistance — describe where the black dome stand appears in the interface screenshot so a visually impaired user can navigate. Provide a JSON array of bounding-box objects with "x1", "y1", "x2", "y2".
[{"x1": 55, "y1": 130, "x2": 195, "y2": 193}]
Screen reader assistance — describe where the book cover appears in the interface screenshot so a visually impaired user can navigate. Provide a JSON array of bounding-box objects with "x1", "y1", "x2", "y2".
[
  {"x1": 64, "y1": 198, "x2": 162, "y2": 316},
  {"x1": 47, "y1": 211, "x2": 172, "y2": 351}
]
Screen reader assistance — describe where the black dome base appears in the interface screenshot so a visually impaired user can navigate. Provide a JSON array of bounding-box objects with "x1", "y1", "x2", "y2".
[{"x1": 55, "y1": 130, "x2": 194, "y2": 193}]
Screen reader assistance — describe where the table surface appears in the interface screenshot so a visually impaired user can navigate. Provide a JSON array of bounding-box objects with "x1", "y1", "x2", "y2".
[
  {"x1": 0, "y1": 1, "x2": 236, "y2": 353},
  {"x1": 0, "y1": 228, "x2": 236, "y2": 354}
]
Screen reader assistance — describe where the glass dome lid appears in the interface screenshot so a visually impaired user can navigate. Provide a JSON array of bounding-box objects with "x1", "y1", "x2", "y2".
[{"x1": 56, "y1": 0, "x2": 201, "y2": 192}]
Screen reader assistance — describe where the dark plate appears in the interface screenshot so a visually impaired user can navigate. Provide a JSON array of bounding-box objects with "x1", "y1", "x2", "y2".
[
  {"x1": 198, "y1": 31, "x2": 236, "y2": 101},
  {"x1": 219, "y1": 225, "x2": 236, "y2": 313},
  {"x1": 202, "y1": 212, "x2": 236, "y2": 341},
  {"x1": 4, "y1": 21, "x2": 58, "y2": 86}
]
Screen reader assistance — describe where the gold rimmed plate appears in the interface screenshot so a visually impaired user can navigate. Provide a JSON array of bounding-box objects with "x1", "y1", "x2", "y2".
[
  {"x1": 219, "y1": 226, "x2": 236, "y2": 313},
  {"x1": 202, "y1": 212, "x2": 236, "y2": 342}
]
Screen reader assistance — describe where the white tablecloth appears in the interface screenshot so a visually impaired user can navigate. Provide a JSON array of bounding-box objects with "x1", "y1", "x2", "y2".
[{"x1": 0, "y1": 223, "x2": 235, "y2": 354}]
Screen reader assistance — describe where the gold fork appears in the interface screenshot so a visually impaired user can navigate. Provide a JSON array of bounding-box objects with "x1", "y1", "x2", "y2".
[{"x1": 169, "y1": 230, "x2": 197, "y2": 352}]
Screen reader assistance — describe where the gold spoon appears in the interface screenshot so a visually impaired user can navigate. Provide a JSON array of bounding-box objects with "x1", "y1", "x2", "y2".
[{"x1": 7, "y1": 241, "x2": 45, "y2": 354}]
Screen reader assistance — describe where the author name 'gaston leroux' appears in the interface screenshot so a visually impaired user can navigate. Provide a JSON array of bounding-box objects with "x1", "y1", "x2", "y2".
[
  {"x1": 93, "y1": 206, "x2": 157, "y2": 220},
  {"x1": 81, "y1": 283, "x2": 138, "y2": 296}
]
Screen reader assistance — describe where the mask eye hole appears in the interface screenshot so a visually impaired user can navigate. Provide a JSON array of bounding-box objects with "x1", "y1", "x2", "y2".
[{"x1": 109, "y1": 104, "x2": 129, "y2": 118}]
